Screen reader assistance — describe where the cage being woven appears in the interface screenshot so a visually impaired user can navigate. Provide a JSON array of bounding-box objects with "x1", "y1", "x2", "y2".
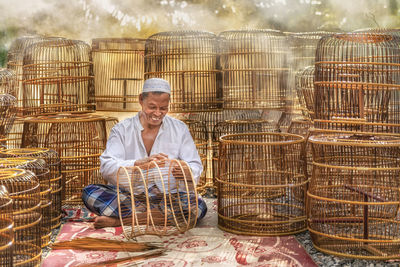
[
  {"x1": 308, "y1": 133, "x2": 400, "y2": 259},
  {"x1": 314, "y1": 33, "x2": 400, "y2": 133},
  {"x1": 219, "y1": 30, "x2": 289, "y2": 110},
  {"x1": 0, "y1": 148, "x2": 62, "y2": 229},
  {"x1": 0, "y1": 168, "x2": 41, "y2": 266},
  {"x1": 92, "y1": 38, "x2": 145, "y2": 111},
  {"x1": 0, "y1": 94, "x2": 17, "y2": 140},
  {"x1": 0, "y1": 185, "x2": 13, "y2": 267},
  {"x1": 0, "y1": 157, "x2": 51, "y2": 247},
  {"x1": 218, "y1": 132, "x2": 307, "y2": 235},
  {"x1": 117, "y1": 159, "x2": 198, "y2": 237},
  {"x1": 0, "y1": 68, "x2": 17, "y2": 98},
  {"x1": 20, "y1": 113, "x2": 107, "y2": 205},
  {"x1": 145, "y1": 31, "x2": 222, "y2": 112},
  {"x1": 295, "y1": 66, "x2": 315, "y2": 120},
  {"x1": 22, "y1": 39, "x2": 94, "y2": 115}
]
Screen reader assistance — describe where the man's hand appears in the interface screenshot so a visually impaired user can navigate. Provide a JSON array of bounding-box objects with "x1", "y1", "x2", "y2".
[{"x1": 134, "y1": 153, "x2": 169, "y2": 167}]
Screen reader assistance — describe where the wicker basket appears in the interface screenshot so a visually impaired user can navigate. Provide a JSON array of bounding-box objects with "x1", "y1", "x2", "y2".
[
  {"x1": 0, "y1": 168, "x2": 41, "y2": 266},
  {"x1": 117, "y1": 159, "x2": 198, "y2": 237},
  {"x1": 308, "y1": 132, "x2": 400, "y2": 259},
  {"x1": 0, "y1": 185, "x2": 13, "y2": 267},
  {"x1": 145, "y1": 31, "x2": 222, "y2": 112},
  {"x1": 218, "y1": 132, "x2": 307, "y2": 236}
]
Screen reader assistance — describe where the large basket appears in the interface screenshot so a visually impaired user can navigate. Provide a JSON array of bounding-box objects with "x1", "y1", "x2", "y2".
[
  {"x1": 0, "y1": 185, "x2": 13, "y2": 267},
  {"x1": 308, "y1": 133, "x2": 400, "y2": 259},
  {"x1": 145, "y1": 31, "x2": 222, "y2": 112},
  {"x1": 0, "y1": 148, "x2": 62, "y2": 229},
  {"x1": 218, "y1": 132, "x2": 307, "y2": 236},
  {"x1": 0, "y1": 168, "x2": 41, "y2": 266},
  {"x1": 117, "y1": 159, "x2": 198, "y2": 237},
  {"x1": 92, "y1": 38, "x2": 145, "y2": 111}
]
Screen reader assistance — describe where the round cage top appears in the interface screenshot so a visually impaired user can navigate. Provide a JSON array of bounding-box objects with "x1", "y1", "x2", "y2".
[
  {"x1": 219, "y1": 132, "x2": 304, "y2": 145},
  {"x1": 0, "y1": 168, "x2": 38, "y2": 184},
  {"x1": 353, "y1": 28, "x2": 400, "y2": 35},
  {"x1": 23, "y1": 113, "x2": 106, "y2": 123},
  {"x1": 0, "y1": 93, "x2": 17, "y2": 106},
  {"x1": 0, "y1": 68, "x2": 17, "y2": 97},
  {"x1": 92, "y1": 38, "x2": 146, "y2": 51},
  {"x1": 288, "y1": 31, "x2": 335, "y2": 40},
  {"x1": 309, "y1": 133, "x2": 400, "y2": 147},
  {"x1": 0, "y1": 147, "x2": 59, "y2": 158}
]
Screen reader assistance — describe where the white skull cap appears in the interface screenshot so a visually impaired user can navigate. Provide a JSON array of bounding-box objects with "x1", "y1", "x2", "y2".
[{"x1": 142, "y1": 78, "x2": 171, "y2": 94}]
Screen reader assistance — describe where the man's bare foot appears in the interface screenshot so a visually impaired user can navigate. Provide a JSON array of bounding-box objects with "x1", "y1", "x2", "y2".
[{"x1": 93, "y1": 216, "x2": 121, "y2": 229}]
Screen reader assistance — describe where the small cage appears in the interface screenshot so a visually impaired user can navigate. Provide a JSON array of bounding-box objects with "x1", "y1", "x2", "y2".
[
  {"x1": 117, "y1": 159, "x2": 198, "y2": 237},
  {"x1": 0, "y1": 157, "x2": 51, "y2": 247},
  {"x1": 308, "y1": 133, "x2": 400, "y2": 259},
  {"x1": 295, "y1": 66, "x2": 315, "y2": 120},
  {"x1": 0, "y1": 68, "x2": 17, "y2": 97},
  {"x1": 0, "y1": 148, "x2": 62, "y2": 229},
  {"x1": 0, "y1": 185, "x2": 13, "y2": 267},
  {"x1": 22, "y1": 39, "x2": 94, "y2": 115},
  {"x1": 0, "y1": 168, "x2": 41, "y2": 266},
  {"x1": 0, "y1": 94, "x2": 17, "y2": 139},
  {"x1": 219, "y1": 30, "x2": 289, "y2": 110},
  {"x1": 20, "y1": 113, "x2": 107, "y2": 205},
  {"x1": 92, "y1": 38, "x2": 145, "y2": 111},
  {"x1": 145, "y1": 31, "x2": 222, "y2": 112},
  {"x1": 314, "y1": 33, "x2": 400, "y2": 133},
  {"x1": 218, "y1": 132, "x2": 307, "y2": 236}
]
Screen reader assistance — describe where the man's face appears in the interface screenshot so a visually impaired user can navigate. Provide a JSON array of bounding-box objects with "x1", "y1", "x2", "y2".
[{"x1": 139, "y1": 92, "x2": 170, "y2": 127}]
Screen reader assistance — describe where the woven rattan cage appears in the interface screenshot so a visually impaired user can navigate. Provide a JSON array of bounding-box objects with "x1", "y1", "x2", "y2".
[
  {"x1": 22, "y1": 39, "x2": 94, "y2": 115},
  {"x1": 0, "y1": 68, "x2": 17, "y2": 98},
  {"x1": 218, "y1": 30, "x2": 289, "y2": 110},
  {"x1": 314, "y1": 33, "x2": 400, "y2": 133},
  {"x1": 308, "y1": 133, "x2": 400, "y2": 259},
  {"x1": 0, "y1": 185, "x2": 13, "y2": 267},
  {"x1": 92, "y1": 38, "x2": 146, "y2": 111},
  {"x1": 295, "y1": 66, "x2": 315, "y2": 120},
  {"x1": 20, "y1": 113, "x2": 107, "y2": 205},
  {"x1": 117, "y1": 159, "x2": 198, "y2": 237},
  {"x1": 0, "y1": 94, "x2": 17, "y2": 139},
  {"x1": 0, "y1": 168, "x2": 41, "y2": 266},
  {"x1": 0, "y1": 157, "x2": 51, "y2": 247},
  {"x1": 0, "y1": 148, "x2": 62, "y2": 229},
  {"x1": 145, "y1": 31, "x2": 222, "y2": 112},
  {"x1": 218, "y1": 132, "x2": 307, "y2": 236}
]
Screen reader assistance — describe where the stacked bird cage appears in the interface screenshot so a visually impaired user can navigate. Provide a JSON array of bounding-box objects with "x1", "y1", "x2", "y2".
[
  {"x1": 0, "y1": 68, "x2": 17, "y2": 98},
  {"x1": 145, "y1": 31, "x2": 222, "y2": 112},
  {"x1": 117, "y1": 159, "x2": 198, "y2": 237},
  {"x1": 218, "y1": 132, "x2": 307, "y2": 235},
  {"x1": 295, "y1": 66, "x2": 315, "y2": 120},
  {"x1": 314, "y1": 33, "x2": 400, "y2": 133},
  {"x1": 104, "y1": 116, "x2": 119, "y2": 138},
  {"x1": 308, "y1": 133, "x2": 400, "y2": 259},
  {"x1": 22, "y1": 39, "x2": 94, "y2": 116},
  {"x1": 0, "y1": 94, "x2": 17, "y2": 142},
  {"x1": 92, "y1": 38, "x2": 146, "y2": 111},
  {"x1": 212, "y1": 119, "x2": 280, "y2": 192},
  {"x1": 219, "y1": 30, "x2": 290, "y2": 110},
  {"x1": 0, "y1": 185, "x2": 13, "y2": 267},
  {"x1": 0, "y1": 157, "x2": 51, "y2": 247},
  {"x1": 20, "y1": 113, "x2": 107, "y2": 205},
  {"x1": 0, "y1": 168, "x2": 41, "y2": 266},
  {"x1": 0, "y1": 148, "x2": 63, "y2": 229}
]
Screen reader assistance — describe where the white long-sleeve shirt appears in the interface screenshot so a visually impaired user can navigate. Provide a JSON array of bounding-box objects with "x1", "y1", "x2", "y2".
[{"x1": 100, "y1": 113, "x2": 203, "y2": 189}]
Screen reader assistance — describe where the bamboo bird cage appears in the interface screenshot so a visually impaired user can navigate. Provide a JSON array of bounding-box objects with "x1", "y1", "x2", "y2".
[
  {"x1": 0, "y1": 168, "x2": 41, "y2": 266},
  {"x1": 92, "y1": 38, "x2": 146, "y2": 111},
  {"x1": 0, "y1": 148, "x2": 62, "y2": 229},
  {"x1": 218, "y1": 132, "x2": 307, "y2": 236},
  {"x1": 117, "y1": 159, "x2": 198, "y2": 237},
  {"x1": 295, "y1": 66, "x2": 315, "y2": 120},
  {"x1": 0, "y1": 157, "x2": 51, "y2": 247},
  {"x1": 145, "y1": 31, "x2": 222, "y2": 112},
  {"x1": 22, "y1": 39, "x2": 94, "y2": 115},
  {"x1": 104, "y1": 115, "x2": 119, "y2": 138},
  {"x1": 0, "y1": 68, "x2": 17, "y2": 98},
  {"x1": 20, "y1": 113, "x2": 107, "y2": 205},
  {"x1": 314, "y1": 33, "x2": 400, "y2": 133},
  {"x1": 308, "y1": 133, "x2": 400, "y2": 259},
  {"x1": 0, "y1": 94, "x2": 17, "y2": 140},
  {"x1": 219, "y1": 30, "x2": 289, "y2": 110},
  {"x1": 0, "y1": 185, "x2": 13, "y2": 267}
]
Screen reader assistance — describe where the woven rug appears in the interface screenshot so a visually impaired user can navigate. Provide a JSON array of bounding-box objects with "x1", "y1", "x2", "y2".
[{"x1": 43, "y1": 199, "x2": 317, "y2": 267}]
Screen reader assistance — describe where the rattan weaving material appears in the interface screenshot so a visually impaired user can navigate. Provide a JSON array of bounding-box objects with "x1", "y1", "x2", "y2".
[
  {"x1": 0, "y1": 185, "x2": 13, "y2": 267},
  {"x1": 0, "y1": 168, "x2": 41, "y2": 266},
  {"x1": 0, "y1": 68, "x2": 17, "y2": 98},
  {"x1": 117, "y1": 159, "x2": 198, "y2": 237},
  {"x1": 20, "y1": 113, "x2": 107, "y2": 205},
  {"x1": 0, "y1": 148, "x2": 63, "y2": 229},
  {"x1": 218, "y1": 132, "x2": 307, "y2": 236},
  {"x1": 145, "y1": 31, "x2": 222, "y2": 112},
  {"x1": 295, "y1": 66, "x2": 315, "y2": 120},
  {"x1": 92, "y1": 38, "x2": 146, "y2": 111},
  {"x1": 308, "y1": 133, "x2": 400, "y2": 259},
  {"x1": 0, "y1": 94, "x2": 17, "y2": 139}
]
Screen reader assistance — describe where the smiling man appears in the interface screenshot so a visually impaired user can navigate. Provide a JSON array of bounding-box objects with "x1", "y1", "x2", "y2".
[{"x1": 82, "y1": 78, "x2": 207, "y2": 228}]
